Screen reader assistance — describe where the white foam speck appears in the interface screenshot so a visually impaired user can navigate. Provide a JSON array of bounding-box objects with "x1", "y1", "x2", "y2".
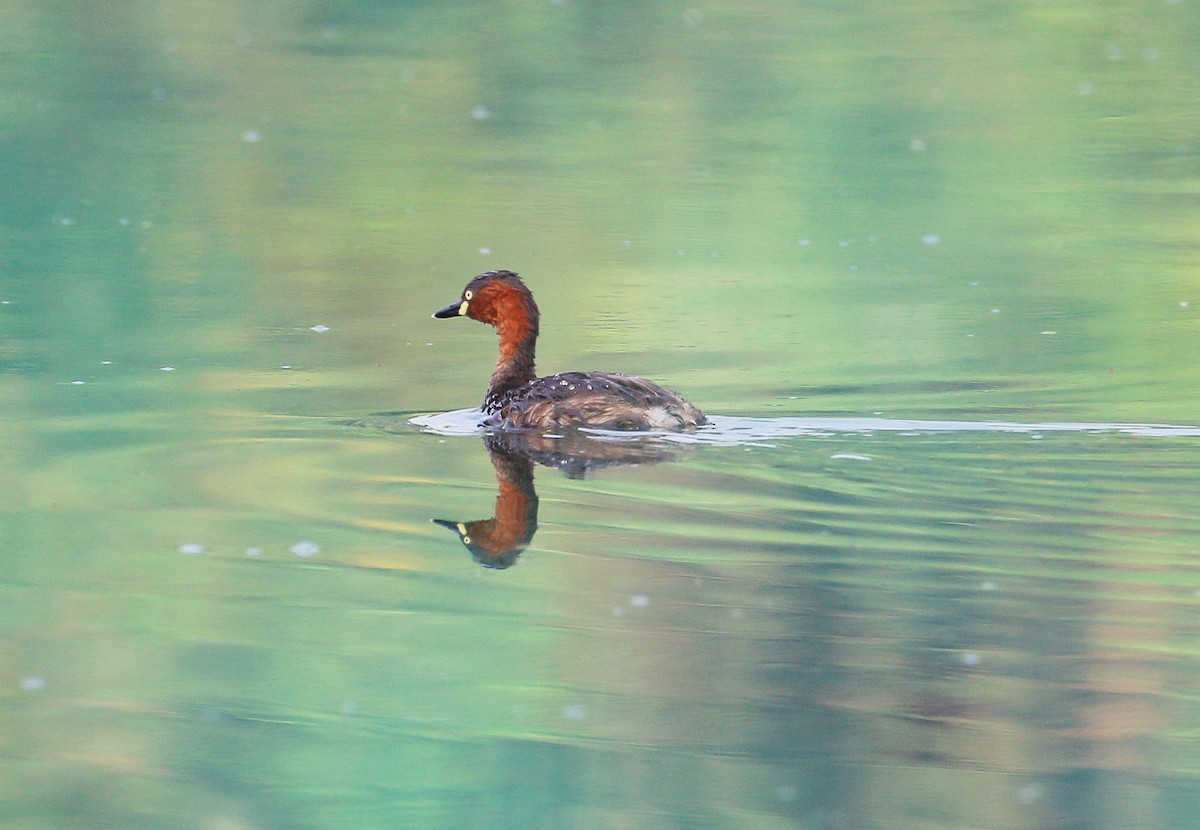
[
  {"x1": 20, "y1": 676, "x2": 46, "y2": 692},
  {"x1": 178, "y1": 543, "x2": 204, "y2": 555},
  {"x1": 562, "y1": 702, "x2": 586, "y2": 720},
  {"x1": 1016, "y1": 782, "x2": 1045, "y2": 806},
  {"x1": 242, "y1": 129, "x2": 262, "y2": 143},
  {"x1": 921, "y1": 233, "x2": 941, "y2": 245},
  {"x1": 70, "y1": 380, "x2": 85, "y2": 385},
  {"x1": 291, "y1": 540, "x2": 320, "y2": 557},
  {"x1": 830, "y1": 453, "x2": 872, "y2": 461},
  {"x1": 244, "y1": 547, "x2": 262, "y2": 558},
  {"x1": 310, "y1": 325, "x2": 330, "y2": 333},
  {"x1": 962, "y1": 650, "x2": 982, "y2": 667},
  {"x1": 160, "y1": 366, "x2": 175, "y2": 372},
  {"x1": 471, "y1": 105, "x2": 492, "y2": 120},
  {"x1": 629, "y1": 594, "x2": 650, "y2": 608}
]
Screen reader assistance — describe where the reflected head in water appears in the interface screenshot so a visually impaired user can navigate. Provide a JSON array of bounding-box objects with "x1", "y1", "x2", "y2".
[
  {"x1": 431, "y1": 269, "x2": 706, "y2": 431},
  {"x1": 433, "y1": 434, "x2": 538, "y2": 570},
  {"x1": 432, "y1": 430, "x2": 679, "y2": 569}
]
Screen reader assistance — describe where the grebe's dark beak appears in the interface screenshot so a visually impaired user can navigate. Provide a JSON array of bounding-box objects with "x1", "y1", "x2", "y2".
[
  {"x1": 432, "y1": 299, "x2": 467, "y2": 319},
  {"x1": 431, "y1": 518, "x2": 465, "y2": 533}
]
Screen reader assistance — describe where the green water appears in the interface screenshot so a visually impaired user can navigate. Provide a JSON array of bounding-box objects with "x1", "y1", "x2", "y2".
[{"x1": 4, "y1": 2, "x2": 1200, "y2": 828}]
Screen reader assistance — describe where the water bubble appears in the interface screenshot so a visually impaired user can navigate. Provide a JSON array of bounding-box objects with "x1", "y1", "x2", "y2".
[
  {"x1": 70, "y1": 380, "x2": 85, "y2": 386},
  {"x1": 1016, "y1": 782, "x2": 1045, "y2": 805},
  {"x1": 629, "y1": 594, "x2": 650, "y2": 608},
  {"x1": 291, "y1": 540, "x2": 320, "y2": 557},
  {"x1": 178, "y1": 543, "x2": 204, "y2": 555},
  {"x1": 921, "y1": 233, "x2": 941, "y2": 245},
  {"x1": 242, "y1": 129, "x2": 262, "y2": 143},
  {"x1": 962, "y1": 650, "x2": 982, "y2": 667},
  {"x1": 478, "y1": 247, "x2": 492, "y2": 255},
  {"x1": 20, "y1": 676, "x2": 46, "y2": 692},
  {"x1": 310, "y1": 324, "x2": 330, "y2": 333},
  {"x1": 160, "y1": 366, "x2": 175, "y2": 372}
]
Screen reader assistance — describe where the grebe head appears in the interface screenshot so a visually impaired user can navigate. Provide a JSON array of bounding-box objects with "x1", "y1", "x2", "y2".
[{"x1": 432, "y1": 269, "x2": 538, "y2": 329}]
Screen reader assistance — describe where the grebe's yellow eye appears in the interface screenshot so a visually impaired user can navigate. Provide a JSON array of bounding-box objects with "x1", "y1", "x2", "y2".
[{"x1": 464, "y1": 289, "x2": 473, "y2": 301}]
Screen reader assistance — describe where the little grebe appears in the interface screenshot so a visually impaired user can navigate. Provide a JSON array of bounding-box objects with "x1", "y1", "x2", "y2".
[{"x1": 433, "y1": 270, "x2": 706, "y2": 431}]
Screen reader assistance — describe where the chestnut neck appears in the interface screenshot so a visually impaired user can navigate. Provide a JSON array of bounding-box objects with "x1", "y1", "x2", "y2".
[{"x1": 483, "y1": 291, "x2": 539, "y2": 413}]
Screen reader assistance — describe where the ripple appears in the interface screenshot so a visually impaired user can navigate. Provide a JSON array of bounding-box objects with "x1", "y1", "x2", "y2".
[{"x1": 409, "y1": 411, "x2": 1200, "y2": 444}]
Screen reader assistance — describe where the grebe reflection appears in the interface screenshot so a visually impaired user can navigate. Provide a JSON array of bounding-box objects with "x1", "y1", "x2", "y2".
[{"x1": 433, "y1": 430, "x2": 679, "y2": 569}]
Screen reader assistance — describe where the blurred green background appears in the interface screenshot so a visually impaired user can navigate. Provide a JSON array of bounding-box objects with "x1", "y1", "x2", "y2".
[{"x1": 3, "y1": 2, "x2": 1200, "y2": 829}]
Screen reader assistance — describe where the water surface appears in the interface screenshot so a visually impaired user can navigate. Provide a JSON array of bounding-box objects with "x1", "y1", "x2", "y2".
[{"x1": 3, "y1": 2, "x2": 1200, "y2": 829}]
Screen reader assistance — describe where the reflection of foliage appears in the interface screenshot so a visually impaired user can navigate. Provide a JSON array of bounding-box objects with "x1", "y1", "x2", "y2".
[{"x1": 5, "y1": 5, "x2": 1200, "y2": 826}]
